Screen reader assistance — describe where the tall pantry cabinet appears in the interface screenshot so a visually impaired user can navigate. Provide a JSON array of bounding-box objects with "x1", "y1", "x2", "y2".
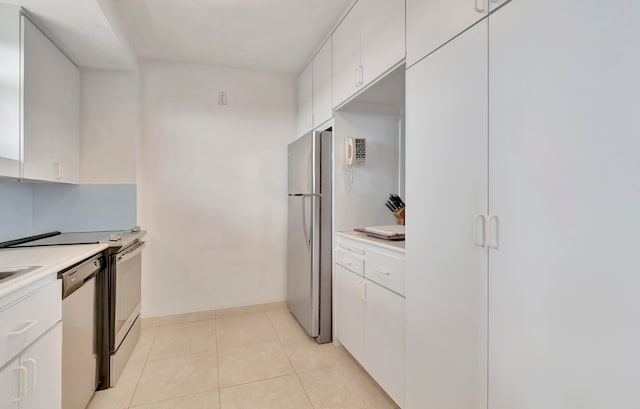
[{"x1": 405, "y1": 0, "x2": 640, "y2": 408}]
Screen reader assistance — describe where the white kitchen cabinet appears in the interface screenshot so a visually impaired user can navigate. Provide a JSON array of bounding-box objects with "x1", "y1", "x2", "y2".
[
  {"x1": 0, "y1": 4, "x2": 21, "y2": 178},
  {"x1": 312, "y1": 40, "x2": 332, "y2": 127},
  {"x1": 0, "y1": 357, "x2": 20, "y2": 409},
  {"x1": 332, "y1": 0, "x2": 404, "y2": 108},
  {"x1": 19, "y1": 323, "x2": 62, "y2": 409},
  {"x1": 405, "y1": 19, "x2": 488, "y2": 409},
  {"x1": 0, "y1": 7, "x2": 79, "y2": 183},
  {"x1": 363, "y1": 279, "x2": 404, "y2": 406},
  {"x1": 0, "y1": 277, "x2": 61, "y2": 409},
  {"x1": 406, "y1": 0, "x2": 487, "y2": 66},
  {"x1": 331, "y1": 1, "x2": 362, "y2": 108},
  {"x1": 0, "y1": 324, "x2": 62, "y2": 409},
  {"x1": 334, "y1": 234, "x2": 405, "y2": 407},
  {"x1": 359, "y1": 0, "x2": 405, "y2": 86},
  {"x1": 22, "y1": 16, "x2": 79, "y2": 183},
  {"x1": 296, "y1": 62, "x2": 313, "y2": 137},
  {"x1": 488, "y1": 1, "x2": 640, "y2": 407},
  {"x1": 406, "y1": 0, "x2": 640, "y2": 407},
  {"x1": 334, "y1": 264, "x2": 365, "y2": 361}
]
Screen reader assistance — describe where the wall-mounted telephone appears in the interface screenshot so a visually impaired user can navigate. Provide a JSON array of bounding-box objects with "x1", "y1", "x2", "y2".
[{"x1": 345, "y1": 138, "x2": 366, "y2": 166}]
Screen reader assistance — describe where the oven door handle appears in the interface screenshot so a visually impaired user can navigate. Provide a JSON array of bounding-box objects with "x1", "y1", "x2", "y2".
[{"x1": 116, "y1": 242, "x2": 146, "y2": 264}]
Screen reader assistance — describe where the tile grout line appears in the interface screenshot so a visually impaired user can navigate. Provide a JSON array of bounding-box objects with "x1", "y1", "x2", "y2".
[
  {"x1": 265, "y1": 311, "x2": 317, "y2": 409},
  {"x1": 127, "y1": 327, "x2": 159, "y2": 408}
]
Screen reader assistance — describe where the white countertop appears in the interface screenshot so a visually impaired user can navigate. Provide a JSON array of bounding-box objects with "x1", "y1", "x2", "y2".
[
  {"x1": 337, "y1": 231, "x2": 406, "y2": 253},
  {"x1": 0, "y1": 243, "x2": 108, "y2": 305}
]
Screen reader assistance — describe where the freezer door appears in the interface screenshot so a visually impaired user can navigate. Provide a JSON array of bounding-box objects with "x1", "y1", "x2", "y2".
[
  {"x1": 287, "y1": 195, "x2": 320, "y2": 337},
  {"x1": 288, "y1": 132, "x2": 320, "y2": 194}
]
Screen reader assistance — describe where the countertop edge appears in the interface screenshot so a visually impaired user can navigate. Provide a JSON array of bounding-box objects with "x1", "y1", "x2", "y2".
[{"x1": 0, "y1": 243, "x2": 109, "y2": 304}]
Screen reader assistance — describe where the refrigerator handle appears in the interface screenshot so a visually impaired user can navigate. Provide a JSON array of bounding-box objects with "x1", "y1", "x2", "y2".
[{"x1": 301, "y1": 196, "x2": 311, "y2": 250}]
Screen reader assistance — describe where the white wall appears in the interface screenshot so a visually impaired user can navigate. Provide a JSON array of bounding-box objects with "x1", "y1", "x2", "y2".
[
  {"x1": 334, "y1": 105, "x2": 401, "y2": 232},
  {"x1": 80, "y1": 68, "x2": 138, "y2": 184},
  {"x1": 139, "y1": 60, "x2": 296, "y2": 317}
]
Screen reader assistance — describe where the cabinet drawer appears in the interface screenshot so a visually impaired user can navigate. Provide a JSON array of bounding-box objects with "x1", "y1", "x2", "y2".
[
  {"x1": 365, "y1": 250, "x2": 405, "y2": 296},
  {"x1": 0, "y1": 279, "x2": 61, "y2": 368},
  {"x1": 335, "y1": 247, "x2": 364, "y2": 276}
]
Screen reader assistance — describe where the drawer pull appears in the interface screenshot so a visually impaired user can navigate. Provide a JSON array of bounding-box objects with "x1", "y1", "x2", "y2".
[
  {"x1": 8, "y1": 320, "x2": 38, "y2": 336},
  {"x1": 375, "y1": 267, "x2": 391, "y2": 275},
  {"x1": 342, "y1": 258, "x2": 353, "y2": 265}
]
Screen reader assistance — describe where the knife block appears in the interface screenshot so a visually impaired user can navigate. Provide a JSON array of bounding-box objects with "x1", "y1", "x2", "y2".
[{"x1": 394, "y1": 208, "x2": 405, "y2": 226}]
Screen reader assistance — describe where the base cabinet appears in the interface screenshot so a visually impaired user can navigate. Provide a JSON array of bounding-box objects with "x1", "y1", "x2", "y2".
[
  {"x1": 334, "y1": 235, "x2": 405, "y2": 406},
  {"x1": 0, "y1": 324, "x2": 62, "y2": 409}
]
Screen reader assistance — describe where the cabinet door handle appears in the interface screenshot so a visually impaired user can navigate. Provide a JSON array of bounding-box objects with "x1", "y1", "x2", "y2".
[
  {"x1": 354, "y1": 67, "x2": 360, "y2": 87},
  {"x1": 475, "y1": 0, "x2": 486, "y2": 12},
  {"x1": 474, "y1": 214, "x2": 486, "y2": 247},
  {"x1": 361, "y1": 281, "x2": 368, "y2": 302},
  {"x1": 356, "y1": 280, "x2": 362, "y2": 299},
  {"x1": 342, "y1": 258, "x2": 353, "y2": 265},
  {"x1": 8, "y1": 320, "x2": 38, "y2": 336},
  {"x1": 375, "y1": 267, "x2": 391, "y2": 275},
  {"x1": 358, "y1": 65, "x2": 364, "y2": 85},
  {"x1": 23, "y1": 358, "x2": 37, "y2": 394},
  {"x1": 488, "y1": 215, "x2": 500, "y2": 249},
  {"x1": 14, "y1": 366, "x2": 27, "y2": 402}
]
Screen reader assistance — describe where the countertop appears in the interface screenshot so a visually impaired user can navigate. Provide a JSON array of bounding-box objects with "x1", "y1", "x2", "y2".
[
  {"x1": 337, "y1": 231, "x2": 405, "y2": 253},
  {"x1": 0, "y1": 243, "x2": 108, "y2": 306}
]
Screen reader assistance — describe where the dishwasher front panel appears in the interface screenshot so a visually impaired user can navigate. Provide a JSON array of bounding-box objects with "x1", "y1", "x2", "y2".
[{"x1": 62, "y1": 275, "x2": 97, "y2": 409}]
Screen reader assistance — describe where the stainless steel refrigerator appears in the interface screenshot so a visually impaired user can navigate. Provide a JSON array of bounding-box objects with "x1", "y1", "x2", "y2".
[{"x1": 287, "y1": 130, "x2": 332, "y2": 344}]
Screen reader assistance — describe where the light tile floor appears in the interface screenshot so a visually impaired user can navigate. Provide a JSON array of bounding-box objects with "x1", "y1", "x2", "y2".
[{"x1": 88, "y1": 306, "x2": 399, "y2": 409}]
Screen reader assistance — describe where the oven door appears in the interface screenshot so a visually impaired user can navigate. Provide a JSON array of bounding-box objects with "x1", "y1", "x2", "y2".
[{"x1": 113, "y1": 241, "x2": 145, "y2": 349}]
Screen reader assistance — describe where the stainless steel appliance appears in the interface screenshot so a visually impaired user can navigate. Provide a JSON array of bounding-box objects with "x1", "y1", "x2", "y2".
[
  {"x1": 287, "y1": 130, "x2": 332, "y2": 344},
  {"x1": 1, "y1": 228, "x2": 146, "y2": 389},
  {"x1": 60, "y1": 254, "x2": 103, "y2": 409},
  {"x1": 108, "y1": 239, "x2": 145, "y2": 386}
]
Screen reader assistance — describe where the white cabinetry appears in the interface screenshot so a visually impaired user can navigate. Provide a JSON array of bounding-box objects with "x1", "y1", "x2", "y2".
[
  {"x1": 22, "y1": 16, "x2": 79, "y2": 183},
  {"x1": 331, "y1": 2, "x2": 362, "y2": 108},
  {"x1": 0, "y1": 280, "x2": 62, "y2": 409},
  {"x1": 406, "y1": 0, "x2": 487, "y2": 66},
  {"x1": 488, "y1": 1, "x2": 640, "y2": 407},
  {"x1": 406, "y1": 0, "x2": 640, "y2": 408},
  {"x1": 296, "y1": 63, "x2": 313, "y2": 137},
  {"x1": 18, "y1": 324, "x2": 62, "y2": 409},
  {"x1": 0, "y1": 5, "x2": 21, "y2": 178},
  {"x1": 312, "y1": 40, "x2": 332, "y2": 127},
  {"x1": 405, "y1": 20, "x2": 488, "y2": 409},
  {"x1": 334, "y1": 234, "x2": 404, "y2": 406},
  {"x1": 0, "y1": 6, "x2": 79, "y2": 182},
  {"x1": 332, "y1": 0, "x2": 404, "y2": 107},
  {"x1": 0, "y1": 358, "x2": 20, "y2": 409},
  {"x1": 334, "y1": 264, "x2": 365, "y2": 361}
]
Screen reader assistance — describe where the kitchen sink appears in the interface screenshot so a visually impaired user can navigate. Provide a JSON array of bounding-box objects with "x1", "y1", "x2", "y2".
[{"x1": 0, "y1": 266, "x2": 40, "y2": 282}]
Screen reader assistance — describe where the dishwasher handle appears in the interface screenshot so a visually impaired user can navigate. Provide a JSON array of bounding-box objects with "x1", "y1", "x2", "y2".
[
  {"x1": 61, "y1": 255, "x2": 103, "y2": 299},
  {"x1": 116, "y1": 241, "x2": 146, "y2": 265}
]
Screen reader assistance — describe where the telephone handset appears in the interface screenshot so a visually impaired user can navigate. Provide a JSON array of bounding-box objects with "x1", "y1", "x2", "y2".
[{"x1": 345, "y1": 137, "x2": 366, "y2": 166}]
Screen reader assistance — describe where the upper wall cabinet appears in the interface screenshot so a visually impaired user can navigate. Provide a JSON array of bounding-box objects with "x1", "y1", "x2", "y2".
[
  {"x1": 312, "y1": 40, "x2": 332, "y2": 128},
  {"x1": 0, "y1": 6, "x2": 79, "y2": 183},
  {"x1": 296, "y1": 62, "x2": 313, "y2": 137},
  {"x1": 22, "y1": 16, "x2": 79, "y2": 183},
  {"x1": 332, "y1": 0, "x2": 405, "y2": 108},
  {"x1": 0, "y1": 5, "x2": 21, "y2": 178},
  {"x1": 406, "y1": 0, "x2": 488, "y2": 66}
]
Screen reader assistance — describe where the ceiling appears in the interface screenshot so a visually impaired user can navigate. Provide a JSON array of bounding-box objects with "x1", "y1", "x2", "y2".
[
  {"x1": 2, "y1": 0, "x2": 136, "y2": 69},
  {"x1": 111, "y1": 0, "x2": 354, "y2": 75}
]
